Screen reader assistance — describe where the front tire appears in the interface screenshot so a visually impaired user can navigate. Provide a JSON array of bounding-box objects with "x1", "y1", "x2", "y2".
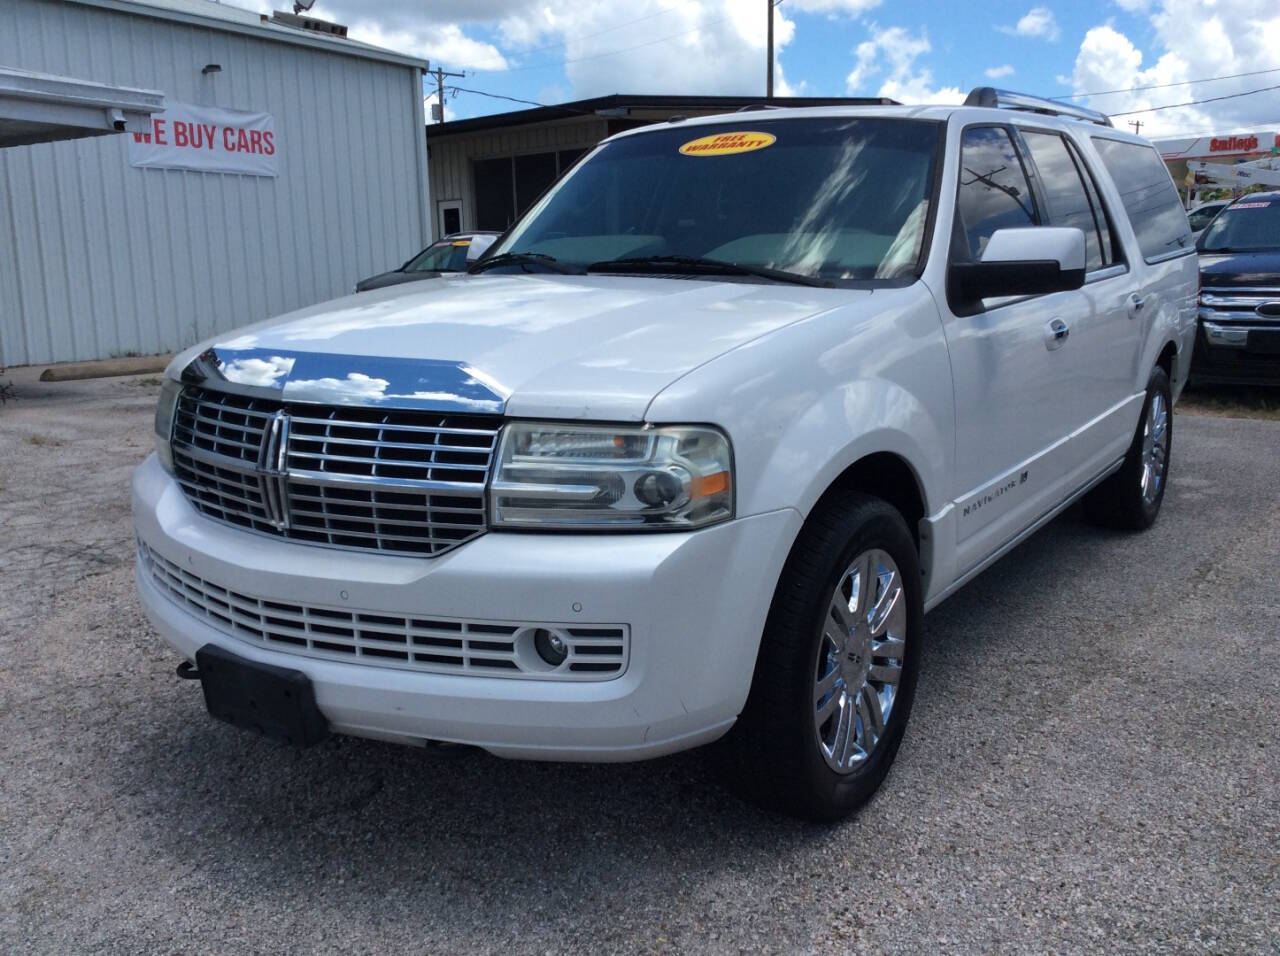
[
  {"x1": 1086, "y1": 365, "x2": 1172, "y2": 530},
  {"x1": 717, "y1": 491, "x2": 923, "y2": 821}
]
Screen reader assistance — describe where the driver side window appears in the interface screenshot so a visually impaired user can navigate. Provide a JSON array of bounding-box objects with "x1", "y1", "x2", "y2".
[{"x1": 952, "y1": 126, "x2": 1038, "y2": 262}]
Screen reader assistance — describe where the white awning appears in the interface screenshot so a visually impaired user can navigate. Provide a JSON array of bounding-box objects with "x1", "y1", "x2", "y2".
[{"x1": 0, "y1": 67, "x2": 164, "y2": 147}]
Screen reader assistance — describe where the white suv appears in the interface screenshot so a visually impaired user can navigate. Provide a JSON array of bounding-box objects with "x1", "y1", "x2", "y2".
[{"x1": 134, "y1": 88, "x2": 1198, "y2": 820}]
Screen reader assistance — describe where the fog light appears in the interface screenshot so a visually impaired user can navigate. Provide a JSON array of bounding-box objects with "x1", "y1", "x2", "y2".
[{"x1": 534, "y1": 628, "x2": 568, "y2": 666}]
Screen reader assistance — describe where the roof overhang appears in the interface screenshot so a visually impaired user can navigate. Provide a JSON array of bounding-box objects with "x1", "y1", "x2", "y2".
[
  {"x1": 0, "y1": 67, "x2": 164, "y2": 147},
  {"x1": 427, "y1": 93, "x2": 899, "y2": 140}
]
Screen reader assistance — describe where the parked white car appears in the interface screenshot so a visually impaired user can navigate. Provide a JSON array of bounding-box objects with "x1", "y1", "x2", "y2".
[{"x1": 134, "y1": 88, "x2": 1198, "y2": 820}]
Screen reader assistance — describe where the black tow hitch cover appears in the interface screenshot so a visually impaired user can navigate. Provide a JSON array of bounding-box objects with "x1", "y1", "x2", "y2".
[{"x1": 195, "y1": 644, "x2": 330, "y2": 748}]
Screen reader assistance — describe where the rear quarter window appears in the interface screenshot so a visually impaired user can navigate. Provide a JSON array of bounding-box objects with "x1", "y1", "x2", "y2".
[{"x1": 1091, "y1": 137, "x2": 1193, "y2": 263}]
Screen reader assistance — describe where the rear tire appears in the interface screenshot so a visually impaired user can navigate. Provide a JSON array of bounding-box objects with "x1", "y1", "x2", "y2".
[
  {"x1": 716, "y1": 491, "x2": 922, "y2": 821},
  {"x1": 1085, "y1": 365, "x2": 1172, "y2": 530}
]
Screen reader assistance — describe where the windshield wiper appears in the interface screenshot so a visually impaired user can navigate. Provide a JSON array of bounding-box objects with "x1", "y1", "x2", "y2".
[
  {"x1": 586, "y1": 255, "x2": 834, "y2": 288},
  {"x1": 469, "y1": 252, "x2": 582, "y2": 275}
]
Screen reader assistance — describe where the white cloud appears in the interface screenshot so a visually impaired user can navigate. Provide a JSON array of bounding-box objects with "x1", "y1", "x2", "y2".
[
  {"x1": 494, "y1": 0, "x2": 801, "y2": 99},
  {"x1": 351, "y1": 20, "x2": 509, "y2": 70},
  {"x1": 997, "y1": 7, "x2": 1062, "y2": 42},
  {"x1": 1066, "y1": 0, "x2": 1280, "y2": 136},
  {"x1": 786, "y1": 0, "x2": 882, "y2": 12},
  {"x1": 845, "y1": 25, "x2": 964, "y2": 104},
  {"x1": 984, "y1": 64, "x2": 1015, "y2": 79}
]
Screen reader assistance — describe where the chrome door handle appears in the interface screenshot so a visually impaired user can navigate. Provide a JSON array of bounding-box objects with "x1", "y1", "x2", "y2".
[
  {"x1": 1046, "y1": 318, "x2": 1069, "y2": 350},
  {"x1": 1128, "y1": 293, "x2": 1148, "y2": 316}
]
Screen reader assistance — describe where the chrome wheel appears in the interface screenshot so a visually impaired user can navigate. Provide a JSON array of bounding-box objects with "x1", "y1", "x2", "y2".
[
  {"x1": 813, "y1": 548, "x2": 907, "y2": 773},
  {"x1": 1140, "y1": 391, "x2": 1169, "y2": 506}
]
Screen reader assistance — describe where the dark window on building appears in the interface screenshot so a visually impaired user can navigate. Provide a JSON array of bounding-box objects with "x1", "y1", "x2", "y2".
[
  {"x1": 514, "y1": 152, "x2": 558, "y2": 215},
  {"x1": 1091, "y1": 137, "x2": 1192, "y2": 262},
  {"x1": 557, "y1": 148, "x2": 588, "y2": 173},
  {"x1": 441, "y1": 206, "x2": 461, "y2": 235},
  {"x1": 952, "y1": 126, "x2": 1038, "y2": 261},
  {"x1": 474, "y1": 157, "x2": 515, "y2": 231},
  {"x1": 473, "y1": 150, "x2": 595, "y2": 232},
  {"x1": 1022, "y1": 131, "x2": 1107, "y2": 272}
]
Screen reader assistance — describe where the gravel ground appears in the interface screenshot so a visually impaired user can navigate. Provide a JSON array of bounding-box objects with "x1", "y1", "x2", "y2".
[{"x1": 1, "y1": 368, "x2": 1277, "y2": 954}]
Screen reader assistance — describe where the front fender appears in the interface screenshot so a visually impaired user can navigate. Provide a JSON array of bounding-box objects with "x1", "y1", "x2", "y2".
[{"x1": 646, "y1": 283, "x2": 953, "y2": 544}]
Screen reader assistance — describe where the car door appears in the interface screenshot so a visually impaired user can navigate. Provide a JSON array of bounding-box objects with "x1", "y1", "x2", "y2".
[
  {"x1": 942, "y1": 124, "x2": 1093, "y2": 576},
  {"x1": 1017, "y1": 127, "x2": 1139, "y2": 474}
]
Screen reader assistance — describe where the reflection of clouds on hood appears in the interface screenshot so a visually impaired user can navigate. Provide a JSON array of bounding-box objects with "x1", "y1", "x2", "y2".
[
  {"x1": 220, "y1": 354, "x2": 295, "y2": 388},
  {"x1": 283, "y1": 373, "x2": 390, "y2": 404},
  {"x1": 385, "y1": 391, "x2": 504, "y2": 410}
]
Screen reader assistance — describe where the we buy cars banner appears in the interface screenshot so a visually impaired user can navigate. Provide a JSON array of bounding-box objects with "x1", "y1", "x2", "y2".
[{"x1": 128, "y1": 103, "x2": 278, "y2": 177}]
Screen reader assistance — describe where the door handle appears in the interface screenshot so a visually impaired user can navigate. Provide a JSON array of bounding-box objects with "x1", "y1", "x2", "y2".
[
  {"x1": 1128, "y1": 293, "x2": 1148, "y2": 317},
  {"x1": 1045, "y1": 318, "x2": 1070, "y2": 351}
]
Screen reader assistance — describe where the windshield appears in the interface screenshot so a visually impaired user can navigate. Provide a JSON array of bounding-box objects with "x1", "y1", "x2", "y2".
[
  {"x1": 490, "y1": 117, "x2": 941, "y2": 282},
  {"x1": 405, "y1": 240, "x2": 471, "y2": 273},
  {"x1": 1199, "y1": 198, "x2": 1280, "y2": 252}
]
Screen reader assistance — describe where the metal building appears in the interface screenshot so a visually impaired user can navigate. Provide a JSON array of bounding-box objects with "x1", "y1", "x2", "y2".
[
  {"x1": 426, "y1": 94, "x2": 894, "y2": 236},
  {"x1": 0, "y1": 0, "x2": 430, "y2": 368}
]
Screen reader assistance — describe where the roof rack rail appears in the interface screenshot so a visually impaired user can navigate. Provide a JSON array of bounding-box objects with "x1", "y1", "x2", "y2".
[{"x1": 964, "y1": 87, "x2": 1113, "y2": 128}]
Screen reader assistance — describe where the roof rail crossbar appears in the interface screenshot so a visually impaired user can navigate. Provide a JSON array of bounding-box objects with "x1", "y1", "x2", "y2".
[{"x1": 964, "y1": 87, "x2": 1113, "y2": 128}]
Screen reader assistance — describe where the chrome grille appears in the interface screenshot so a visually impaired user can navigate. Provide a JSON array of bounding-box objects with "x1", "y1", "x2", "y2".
[
  {"x1": 1199, "y1": 286, "x2": 1280, "y2": 324},
  {"x1": 170, "y1": 386, "x2": 500, "y2": 557},
  {"x1": 139, "y1": 542, "x2": 628, "y2": 679}
]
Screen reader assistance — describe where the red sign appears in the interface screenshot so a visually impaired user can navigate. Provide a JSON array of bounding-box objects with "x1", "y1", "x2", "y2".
[
  {"x1": 1209, "y1": 135, "x2": 1259, "y2": 153},
  {"x1": 128, "y1": 103, "x2": 278, "y2": 177}
]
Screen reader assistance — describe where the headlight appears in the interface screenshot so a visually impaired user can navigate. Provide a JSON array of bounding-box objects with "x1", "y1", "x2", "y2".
[
  {"x1": 154, "y1": 378, "x2": 181, "y2": 473},
  {"x1": 490, "y1": 422, "x2": 733, "y2": 530}
]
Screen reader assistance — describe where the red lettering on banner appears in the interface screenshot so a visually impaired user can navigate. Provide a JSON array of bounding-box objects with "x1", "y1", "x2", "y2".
[
  {"x1": 236, "y1": 128, "x2": 250, "y2": 152},
  {"x1": 222, "y1": 127, "x2": 235, "y2": 151},
  {"x1": 1209, "y1": 134, "x2": 1259, "y2": 153},
  {"x1": 153, "y1": 119, "x2": 167, "y2": 146},
  {"x1": 262, "y1": 131, "x2": 275, "y2": 155},
  {"x1": 201, "y1": 124, "x2": 216, "y2": 149},
  {"x1": 174, "y1": 122, "x2": 189, "y2": 148},
  {"x1": 248, "y1": 130, "x2": 262, "y2": 152}
]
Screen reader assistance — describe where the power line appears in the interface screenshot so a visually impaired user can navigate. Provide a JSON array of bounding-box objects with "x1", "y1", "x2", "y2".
[
  {"x1": 1110, "y1": 82, "x2": 1280, "y2": 116},
  {"x1": 442, "y1": 86, "x2": 598, "y2": 114},
  {"x1": 1059, "y1": 65, "x2": 1280, "y2": 100}
]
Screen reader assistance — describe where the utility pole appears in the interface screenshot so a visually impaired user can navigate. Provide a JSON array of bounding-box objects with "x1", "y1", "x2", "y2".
[
  {"x1": 1129, "y1": 119, "x2": 1143, "y2": 135},
  {"x1": 766, "y1": 0, "x2": 773, "y2": 98},
  {"x1": 430, "y1": 66, "x2": 466, "y2": 123}
]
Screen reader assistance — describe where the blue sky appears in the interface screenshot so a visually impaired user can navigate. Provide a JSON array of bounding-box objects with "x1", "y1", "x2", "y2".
[{"x1": 235, "y1": 0, "x2": 1280, "y2": 138}]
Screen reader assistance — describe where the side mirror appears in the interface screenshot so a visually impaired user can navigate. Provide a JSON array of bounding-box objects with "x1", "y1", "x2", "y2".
[{"x1": 951, "y1": 227, "x2": 1087, "y2": 302}]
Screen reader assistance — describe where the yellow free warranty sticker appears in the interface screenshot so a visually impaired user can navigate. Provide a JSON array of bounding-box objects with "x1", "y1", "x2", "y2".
[{"x1": 679, "y1": 131, "x2": 776, "y2": 156}]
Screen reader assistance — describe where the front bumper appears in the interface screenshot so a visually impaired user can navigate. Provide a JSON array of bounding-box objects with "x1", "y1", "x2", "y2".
[
  {"x1": 132, "y1": 454, "x2": 801, "y2": 761},
  {"x1": 1190, "y1": 311, "x2": 1280, "y2": 386}
]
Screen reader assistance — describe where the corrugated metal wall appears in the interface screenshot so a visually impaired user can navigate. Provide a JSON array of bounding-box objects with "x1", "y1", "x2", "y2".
[
  {"x1": 0, "y1": 0, "x2": 428, "y2": 367},
  {"x1": 428, "y1": 117, "x2": 607, "y2": 233}
]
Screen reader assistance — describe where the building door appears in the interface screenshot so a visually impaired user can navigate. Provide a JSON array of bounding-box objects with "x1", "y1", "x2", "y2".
[{"x1": 437, "y1": 200, "x2": 462, "y2": 238}]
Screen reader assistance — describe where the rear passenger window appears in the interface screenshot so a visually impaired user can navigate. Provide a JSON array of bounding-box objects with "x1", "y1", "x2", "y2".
[
  {"x1": 1022, "y1": 131, "x2": 1109, "y2": 272},
  {"x1": 1091, "y1": 137, "x2": 1193, "y2": 262},
  {"x1": 953, "y1": 126, "x2": 1038, "y2": 261}
]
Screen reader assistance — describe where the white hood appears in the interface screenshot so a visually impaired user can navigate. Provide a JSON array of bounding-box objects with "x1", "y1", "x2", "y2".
[{"x1": 172, "y1": 273, "x2": 856, "y2": 420}]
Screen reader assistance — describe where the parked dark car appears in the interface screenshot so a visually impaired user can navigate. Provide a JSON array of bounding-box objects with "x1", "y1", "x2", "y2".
[
  {"x1": 1193, "y1": 192, "x2": 1280, "y2": 385},
  {"x1": 1187, "y1": 200, "x2": 1229, "y2": 236},
  {"x1": 355, "y1": 232, "x2": 499, "y2": 292}
]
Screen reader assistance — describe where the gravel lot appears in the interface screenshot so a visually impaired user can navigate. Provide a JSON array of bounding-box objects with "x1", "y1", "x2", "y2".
[{"x1": 1, "y1": 367, "x2": 1277, "y2": 954}]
